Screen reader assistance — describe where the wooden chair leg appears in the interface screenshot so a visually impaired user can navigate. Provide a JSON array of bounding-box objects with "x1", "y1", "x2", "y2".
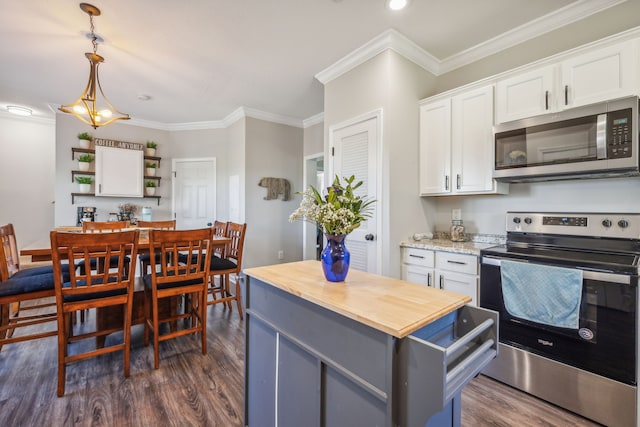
[
  {"x1": 153, "y1": 294, "x2": 160, "y2": 370},
  {"x1": 57, "y1": 311, "x2": 70, "y2": 397},
  {"x1": 235, "y1": 279, "x2": 244, "y2": 320},
  {"x1": 123, "y1": 302, "x2": 131, "y2": 378},
  {"x1": 143, "y1": 290, "x2": 150, "y2": 347},
  {"x1": 200, "y1": 289, "x2": 207, "y2": 355}
]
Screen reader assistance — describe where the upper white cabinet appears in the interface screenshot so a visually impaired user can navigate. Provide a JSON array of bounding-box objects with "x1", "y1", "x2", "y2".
[
  {"x1": 496, "y1": 39, "x2": 638, "y2": 124},
  {"x1": 420, "y1": 84, "x2": 508, "y2": 196},
  {"x1": 95, "y1": 145, "x2": 144, "y2": 198},
  {"x1": 495, "y1": 65, "x2": 555, "y2": 123}
]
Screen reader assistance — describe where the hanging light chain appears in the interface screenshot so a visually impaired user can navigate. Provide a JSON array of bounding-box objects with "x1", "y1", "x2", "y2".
[{"x1": 88, "y1": 11, "x2": 98, "y2": 55}]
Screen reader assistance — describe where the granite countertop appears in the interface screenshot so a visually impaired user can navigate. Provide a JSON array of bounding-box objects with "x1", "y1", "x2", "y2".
[
  {"x1": 244, "y1": 260, "x2": 471, "y2": 338},
  {"x1": 401, "y1": 234, "x2": 505, "y2": 256}
]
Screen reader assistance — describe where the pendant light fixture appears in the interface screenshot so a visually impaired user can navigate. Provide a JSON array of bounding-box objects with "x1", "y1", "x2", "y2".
[{"x1": 59, "y1": 3, "x2": 129, "y2": 128}]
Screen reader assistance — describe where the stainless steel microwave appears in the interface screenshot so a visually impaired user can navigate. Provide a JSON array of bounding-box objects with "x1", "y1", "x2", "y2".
[{"x1": 493, "y1": 96, "x2": 639, "y2": 182}]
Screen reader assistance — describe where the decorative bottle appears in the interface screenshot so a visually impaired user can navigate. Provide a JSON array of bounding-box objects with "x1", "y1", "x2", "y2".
[{"x1": 450, "y1": 220, "x2": 466, "y2": 242}]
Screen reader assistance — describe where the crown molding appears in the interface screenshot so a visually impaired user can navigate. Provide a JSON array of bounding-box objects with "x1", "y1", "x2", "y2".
[
  {"x1": 315, "y1": 0, "x2": 627, "y2": 82},
  {"x1": 303, "y1": 112, "x2": 324, "y2": 128},
  {"x1": 439, "y1": 0, "x2": 627, "y2": 74},
  {"x1": 315, "y1": 28, "x2": 440, "y2": 84},
  {"x1": 50, "y1": 103, "x2": 312, "y2": 131}
]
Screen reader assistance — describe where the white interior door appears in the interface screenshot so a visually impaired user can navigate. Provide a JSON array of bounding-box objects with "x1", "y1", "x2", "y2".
[
  {"x1": 330, "y1": 113, "x2": 380, "y2": 274},
  {"x1": 172, "y1": 158, "x2": 216, "y2": 230}
]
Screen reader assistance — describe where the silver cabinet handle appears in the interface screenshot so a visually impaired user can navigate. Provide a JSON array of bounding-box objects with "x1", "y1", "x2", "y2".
[
  {"x1": 427, "y1": 273, "x2": 432, "y2": 287},
  {"x1": 445, "y1": 175, "x2": 449, "y2": 191},
  {"x1": 447, "y1": 260, "x2": 467, "y2": 265},
  {"x1": 439, "y1": 275, "x2": 444, "y2": 289},
  {"x1": 409, "y1": 254, "x2": 425, "y2": 259},
  {"x1": 564, "y1": 85, "x2": 569, "y2": 105},
  {"x1": 456, "y1": 174, "x2": 461, "y2": 190},
  {"x1": 545, "y1": 90, "x2": 549, "y2": 110}
]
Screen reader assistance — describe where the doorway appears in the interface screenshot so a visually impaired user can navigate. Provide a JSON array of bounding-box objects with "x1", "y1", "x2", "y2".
[
  {"x1": 303, "y1": 153, "x2": 324, "y2": 260},
  {"x1": 172, "y1": 158, "x2": 217, "y2": 229}
]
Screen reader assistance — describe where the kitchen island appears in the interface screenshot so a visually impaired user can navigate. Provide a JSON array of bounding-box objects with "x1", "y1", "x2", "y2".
[{"x1": 243, "y1": 260, "x2": 497, "y2": 427}]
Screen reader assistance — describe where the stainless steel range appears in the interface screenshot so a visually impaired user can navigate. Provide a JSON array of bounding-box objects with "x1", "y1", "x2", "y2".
[{"x1": 480, "y1": 212, "x2": 639, "y2": 427}]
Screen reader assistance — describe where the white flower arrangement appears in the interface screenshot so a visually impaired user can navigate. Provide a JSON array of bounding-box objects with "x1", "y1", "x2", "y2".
[{"x1": 289, "y1": 175, "x2": 375, "y2": 236}]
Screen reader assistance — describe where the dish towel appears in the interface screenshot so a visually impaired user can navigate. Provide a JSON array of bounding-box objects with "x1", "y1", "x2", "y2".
[{"x1": 500, "y1": 260, "x2": 583, "y2": 329}]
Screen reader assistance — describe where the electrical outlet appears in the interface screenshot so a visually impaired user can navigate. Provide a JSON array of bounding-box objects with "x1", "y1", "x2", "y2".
[
  {"x1": 278, "y1": 250, "x2": 284, "y2": 260},
  {"x1": 452, "y1": 209, "x2": 462, "y2": 220}
]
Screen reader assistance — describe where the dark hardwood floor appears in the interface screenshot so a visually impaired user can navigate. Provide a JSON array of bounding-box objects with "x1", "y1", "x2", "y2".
[{"x1": 0, "y1": 298, "x2": 600, "y2": 426}]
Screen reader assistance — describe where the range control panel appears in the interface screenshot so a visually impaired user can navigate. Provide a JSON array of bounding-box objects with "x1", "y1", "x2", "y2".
[{"x1": 506, "y1": 212, "x2": 640, "y2": 239}]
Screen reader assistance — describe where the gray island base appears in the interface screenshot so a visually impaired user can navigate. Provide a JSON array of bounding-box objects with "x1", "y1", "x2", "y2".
[{"x1": 244, "y1": 261, "x2": 498, "y2": 427}]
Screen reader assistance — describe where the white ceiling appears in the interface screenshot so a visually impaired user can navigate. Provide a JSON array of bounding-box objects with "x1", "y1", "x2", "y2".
[{"x1": 0, "y1": 0, "x2": 624, "y2": 128}]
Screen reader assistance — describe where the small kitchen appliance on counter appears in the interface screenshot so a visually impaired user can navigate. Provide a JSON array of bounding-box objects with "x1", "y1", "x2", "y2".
[
  {"x1": 76, "y1": 206, "x2": 97, "y2": 226},
  {"x1": 480, "y1": 212, "x2": 640, "y2": 426}
]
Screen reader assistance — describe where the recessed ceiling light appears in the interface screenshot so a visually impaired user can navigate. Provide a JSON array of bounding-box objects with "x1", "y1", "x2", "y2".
[
  {"x1": 387, "y1": 0, "x2": 408, "y2": 11},
  {"x1": 6, "y1": 105, "x2": 32, "y2": 116}
]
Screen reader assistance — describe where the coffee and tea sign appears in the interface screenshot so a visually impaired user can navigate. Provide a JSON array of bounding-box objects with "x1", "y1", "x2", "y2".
[{"x1": 94, "y1": 138, "x2": 143, "y2": 151}]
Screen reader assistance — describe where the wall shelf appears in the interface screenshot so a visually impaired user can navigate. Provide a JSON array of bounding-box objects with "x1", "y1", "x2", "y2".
[
  {"x1": 71, "y1": 146, "x2": 162, "y2": 206},
  {"x1": 71, "y1": 170, "x2": 95, "y2": 183},
  {"x1": 71, "y1": 193, "x2": 161, "y2": 206}
]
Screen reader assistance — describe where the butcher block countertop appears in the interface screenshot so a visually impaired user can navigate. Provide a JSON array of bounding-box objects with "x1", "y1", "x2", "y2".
[{"x1": 244, "y1": 260, "x2": 471, "y2": 339}]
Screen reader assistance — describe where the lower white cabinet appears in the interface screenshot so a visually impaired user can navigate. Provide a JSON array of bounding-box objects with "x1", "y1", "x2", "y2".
[
  {"x1": 401, "y1": 247, "x2": 435, "y2": 287},
  {"x1": 402, "y1": 247, "x2": 479, "y2": 306},
  {"x1": 435, "y1": 252, "x2": 478, "y2": 306}
]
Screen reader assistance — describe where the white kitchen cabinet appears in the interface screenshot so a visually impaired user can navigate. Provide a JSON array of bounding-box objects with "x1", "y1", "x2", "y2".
[
  {"x1": 419, "y1": 84, "x2": 508, "y2": 196},
  {"x1": 560, "y1": 39, "x2": 637, "y2": 109},
  {"x1": 435, "y1": 251, "x2": 478, "y2": 306},
  {"x1": 95, "y1": 145, "x2": 144, "y2": 198},
  {"x1": 401, "y1": 247, "x2": 435, "y2": 287},
  {"x1": 496, "y1": 39, "x2": 638, "y2": 124},
  {"x1": 495, "y1": 65, "x2": 555, "y2": 123},
  {"x1": 419, "y1": 99, "x2": 450, "y2": 195}
]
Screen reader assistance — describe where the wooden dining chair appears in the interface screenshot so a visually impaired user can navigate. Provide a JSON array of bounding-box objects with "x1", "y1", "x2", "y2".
[
  {"x1": 0, "y1": 224, "x2": 67, "y2": 351},
  {"x1": 143, "y1": 228, "x2": 212, "y2": 369},
  {"x1": 207, "y1": 222, "x2": 247, "y2": 319},
  {"x1": 79, "y1": 221, "x2": 131, "y2": 273},
  {"x1": 50, "y1": 229, "x2": 139, "y2": 396},
  {"x1": 136, "y1": 220, "x2": 176, "y2": 275}
]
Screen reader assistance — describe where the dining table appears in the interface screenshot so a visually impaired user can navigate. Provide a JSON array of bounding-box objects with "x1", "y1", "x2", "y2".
[{"x1": 18, "y1": 226, "x2": 232, "y2": 347}]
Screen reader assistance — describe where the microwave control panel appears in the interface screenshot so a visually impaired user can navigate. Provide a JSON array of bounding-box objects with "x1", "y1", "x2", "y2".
[{"x1": 607, "y1": 108, "x2": 632, "y2": 159}]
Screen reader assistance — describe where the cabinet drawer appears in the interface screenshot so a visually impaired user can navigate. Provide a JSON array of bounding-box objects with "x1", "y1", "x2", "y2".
[
  {"x1": 402, "y1": 247, "x2": 435, "y2": 268},
  {"x1": 396, "y1": 305, "x2": 498, "y2": 426},
  {"x1": 436, "y1": 251, "x2": 477, "y2": 275}
]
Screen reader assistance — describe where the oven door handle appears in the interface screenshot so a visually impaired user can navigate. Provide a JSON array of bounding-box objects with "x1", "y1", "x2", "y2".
[{"x1": 481, "y1": 256, "x2": 632, "y2": 285}]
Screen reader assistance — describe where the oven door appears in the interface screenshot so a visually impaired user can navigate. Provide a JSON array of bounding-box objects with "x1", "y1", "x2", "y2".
[{"x1": 480, "y1": 255, "x2": 637, "y2": 385}]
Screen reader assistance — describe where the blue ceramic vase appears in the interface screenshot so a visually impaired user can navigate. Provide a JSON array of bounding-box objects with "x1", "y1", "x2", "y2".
[{"x1": 321, "y1": 234, "x2": 350, "y2": 282}]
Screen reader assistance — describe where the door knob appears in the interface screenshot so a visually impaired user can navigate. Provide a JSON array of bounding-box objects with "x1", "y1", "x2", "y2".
[{"x1": 365, "y1": 234, "x2": 375, "y2": 241}]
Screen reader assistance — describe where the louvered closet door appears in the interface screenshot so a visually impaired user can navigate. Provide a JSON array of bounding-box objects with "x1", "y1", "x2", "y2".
[{"x1": 331, "y1": 116, "x2": 379, "y2": 274}]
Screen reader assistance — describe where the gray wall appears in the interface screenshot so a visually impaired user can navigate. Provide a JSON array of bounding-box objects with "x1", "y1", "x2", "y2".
[
  {"x1": 324, "y1": 50, "x2": 437, "y2": 277},
  {"x1": 244, "y1": 117, "x2": 303, "y2": 268},
  {"x1": 168, "y1": 127, "x2": 230, "y2": 222},
  {"x1": 303, "y1": 122, "x2": 324, "y2": 157},
  {"x1": 0, "y1": 114, "x2": 55, "y2": 248}
]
